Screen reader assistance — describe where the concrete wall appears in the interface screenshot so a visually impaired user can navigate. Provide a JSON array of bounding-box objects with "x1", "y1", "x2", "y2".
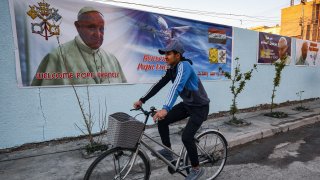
[{"x1": 1, "y1": 0, "x2": 320, "y2": 149}]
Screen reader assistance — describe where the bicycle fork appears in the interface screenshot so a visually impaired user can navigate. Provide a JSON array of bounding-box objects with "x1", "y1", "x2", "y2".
[{"x1": 113, "y1": 148, "x2": 141, "y2": 180}]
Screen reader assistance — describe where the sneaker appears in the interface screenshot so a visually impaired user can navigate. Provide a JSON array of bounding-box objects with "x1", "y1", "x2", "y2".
[
  {"x1": 185, "y1": 167, "x2": 205, "y2": 180},
  {"x1": 151, "y1": 148, "x2": 173, "y2": 161}
]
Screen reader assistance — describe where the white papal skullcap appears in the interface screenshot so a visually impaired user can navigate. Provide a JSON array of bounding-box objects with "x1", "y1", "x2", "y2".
[
  {"x1": 77, "y1": 6, "x2": 103, "y2": 20},
  {"x1": 278, "y1": 37, "x2": 288, "y2": 48}
]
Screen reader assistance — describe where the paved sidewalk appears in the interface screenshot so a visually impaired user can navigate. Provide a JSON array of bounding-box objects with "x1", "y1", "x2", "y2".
[{"x1": 0, "y1": 100, "x2": 320, "y2": 180}]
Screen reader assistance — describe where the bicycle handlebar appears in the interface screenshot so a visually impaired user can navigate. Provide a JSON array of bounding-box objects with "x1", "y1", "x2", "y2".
[{"x1": 130, "y1": 106, "x2": 157, "y2": 117}]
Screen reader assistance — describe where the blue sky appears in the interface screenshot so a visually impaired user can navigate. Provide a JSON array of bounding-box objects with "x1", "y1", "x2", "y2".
[{"x1": 96, "y1": 0, "x2": 303, "y2": 28}]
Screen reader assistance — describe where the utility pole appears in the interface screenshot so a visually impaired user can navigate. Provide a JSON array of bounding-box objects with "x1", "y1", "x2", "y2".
[
  {"x1": 300, "y1": 0, "x2": 307, "y2": 39},
  {"x1": 317, "y1": 7, "x2": 320, "y2": 41}
]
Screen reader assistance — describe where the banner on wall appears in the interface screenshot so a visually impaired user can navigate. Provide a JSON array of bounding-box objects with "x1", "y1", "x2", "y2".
[
  {"x1": 258, "y1": 32, "x2": 292, "y2": 65},
  {"x1": 295, "y1": 39, "x2": 320, "y2": 66},
  {"x1": 10, "y1": 0, "x2": 233, "y2": 87}
]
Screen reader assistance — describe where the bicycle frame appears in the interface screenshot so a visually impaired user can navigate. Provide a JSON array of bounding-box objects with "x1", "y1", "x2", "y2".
[
  {"x1": 140, "y1": 133, "x2": 189, "y2": 172},
  {"x1": 138, "y1": 131, "x2": 217, "y2": 173},
  {"x1": 114, "y1": 127, "x2": 223, "y2": 179},
  {"x1": 126, "y1": 107, "x2": 214, "y2": 176},
  {"x1": 134, "y1": 107, "x2": 191, "y2": 173}
]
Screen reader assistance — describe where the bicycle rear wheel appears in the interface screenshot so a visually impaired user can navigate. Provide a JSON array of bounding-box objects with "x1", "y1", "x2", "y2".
[
  {"x1": 84, "y1": 147, "x2": 150, "y2": 180},
  {"x1": 184, "y1": 130, "x2": 228, "y2": 180}
]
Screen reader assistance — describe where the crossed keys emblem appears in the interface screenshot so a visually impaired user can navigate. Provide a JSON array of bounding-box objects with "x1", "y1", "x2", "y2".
[{"x1": 27, "y1": 0, "x2": 62, "y2": 40}]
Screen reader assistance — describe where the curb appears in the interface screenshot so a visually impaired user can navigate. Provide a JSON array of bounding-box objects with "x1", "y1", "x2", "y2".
[{"x1": 228, "y1": 114, "x2": 320, "y2": 148}]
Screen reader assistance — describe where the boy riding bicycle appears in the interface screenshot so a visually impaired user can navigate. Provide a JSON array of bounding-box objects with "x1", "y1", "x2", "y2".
[{"x1": 133, "y1": 39, "x2": 210, "y2": 180}]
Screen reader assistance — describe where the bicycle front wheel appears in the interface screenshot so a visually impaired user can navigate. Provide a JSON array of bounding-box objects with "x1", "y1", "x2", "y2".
[
  {"x1": 184, "y1": 130, "x2": 228, "y2": 180},
  {"x1": 84, "y1": 147, "x2": 150, "y2": 180}
]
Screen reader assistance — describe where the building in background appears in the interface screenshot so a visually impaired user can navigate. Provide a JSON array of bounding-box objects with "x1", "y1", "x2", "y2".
[
  {"x1": 281, "y1": 0, "x2": 320, "y2": 41},
  {"x1": 250, "y1": 1, "x2": 320, "y2": 42},
  {"x1": 250, "y1": 25, "x2": 281, "y2": 35}
]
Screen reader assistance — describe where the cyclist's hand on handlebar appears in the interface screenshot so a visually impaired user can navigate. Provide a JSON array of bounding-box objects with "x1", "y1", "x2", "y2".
[
  {"x1": 133, "y1": 100, "x2": 143, "y2": 109},
  {"x1": 153, "y1": 109, "x2": 167, "y2": 122}
]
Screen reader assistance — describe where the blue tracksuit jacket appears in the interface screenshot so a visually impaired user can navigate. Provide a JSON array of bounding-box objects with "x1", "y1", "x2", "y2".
[{"x1": 140, "y1": 58, "x2": 210, "y2": 111}]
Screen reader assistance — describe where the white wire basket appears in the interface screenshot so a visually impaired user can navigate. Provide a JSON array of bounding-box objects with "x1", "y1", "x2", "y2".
[{"x1": 107, "y1": 112, "x2": 144, "y2": 148}]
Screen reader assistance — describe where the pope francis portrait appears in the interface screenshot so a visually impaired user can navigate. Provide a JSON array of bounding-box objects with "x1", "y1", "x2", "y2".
[{"x1": 31, "y1": 6, "x2": 127, "y2": 86}]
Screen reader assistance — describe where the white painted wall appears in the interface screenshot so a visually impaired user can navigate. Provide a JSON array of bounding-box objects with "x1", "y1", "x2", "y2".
[{"x1": 1, "y1": 0, "x2": 320, "y2": 149}]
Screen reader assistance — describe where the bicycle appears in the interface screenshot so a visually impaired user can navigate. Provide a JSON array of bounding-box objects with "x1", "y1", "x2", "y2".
[{"x1": 84, "y1": 106, "x2": 228, "y2": 180}]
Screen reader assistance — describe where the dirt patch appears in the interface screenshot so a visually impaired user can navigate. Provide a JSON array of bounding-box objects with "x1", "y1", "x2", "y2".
[{"x1": 264, "y1": 111, "x2": 289, "y2": 118}]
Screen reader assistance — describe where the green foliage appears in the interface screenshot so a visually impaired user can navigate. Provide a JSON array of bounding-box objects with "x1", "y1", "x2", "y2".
[
  {"x1": 224, "y1": 72, "x2": 231, "y2": 79},
  {"x1": 85, "y1": 142, "x2": 109, "y2": 154},
  {"x1": 222, "y1": 57, "x2": 257, "y2": 121},
  {"x1": 296, "y1": 90, "x2": 305, "y2": 108},
  {"x1": 270, "y1": 61, "x2": 286, "y2": 112},
  {"x1": 230, "y1": 102, "x2": 238, "y2": 115},
  {"x1": 296, "y1": 91, "x2": 304, "y2": 104},
  {"x1": 273, "y1": 62, "x2": 285, "y2": 87}
]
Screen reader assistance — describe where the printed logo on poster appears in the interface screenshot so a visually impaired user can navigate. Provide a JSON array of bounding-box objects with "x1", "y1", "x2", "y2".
[
  {"x1": 209, "y1": 48, "x2": 226, "y2": 64},
  {"x1": 26, "y1": 0, "x2": 61, "y2": 40},
  {"x1": 208, "y1": 28, "x2": 227, "y2": 44}
]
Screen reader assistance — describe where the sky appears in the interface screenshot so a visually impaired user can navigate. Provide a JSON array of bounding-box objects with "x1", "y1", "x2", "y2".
[{"x1": 93, "y1": 0, "x2": 304, "y2": 29}]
